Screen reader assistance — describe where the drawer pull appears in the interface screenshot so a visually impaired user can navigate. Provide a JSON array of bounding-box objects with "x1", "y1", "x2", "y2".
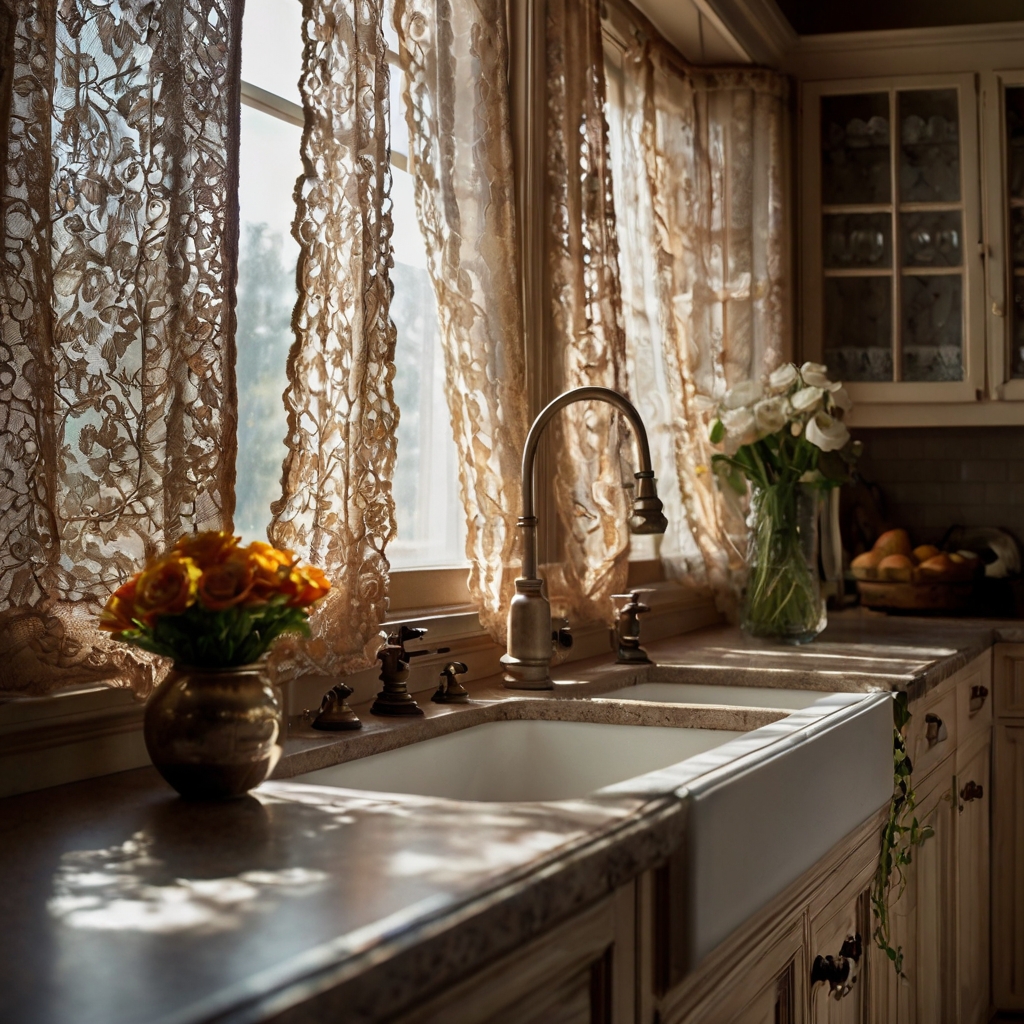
[
  {"x1": 960, "y1": 780, "x2": 984, "y2": 802},
  {"x1": 969, "y1": 685, "x2": 989, "y2": 714},
  {"x1": 925, "y1": 713, "x2": 948, "y2": 747},
  {"x1": 811, "y1": 934, "x2": 861, "y2": 1000}
]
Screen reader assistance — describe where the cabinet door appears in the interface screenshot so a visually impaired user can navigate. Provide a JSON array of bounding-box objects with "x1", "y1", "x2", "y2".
[
  {"x1": 393, "y1": 888, "x2": 634, "y2": 1024},
  {"x1": 906, "y1": 762, "x2": 959, "y2": 1023},
  {"x1": 801, "y1": 73, "x2": 985, "y2": 412},
  {"x1": 957, "y1": 737, "x2": 991, "y2": 1024},
  {"x1": 729, "y1": 963, "x2": 796, "y2": 1024},
  {"x1": 993, "y1": 720, "x2": 1024, "y2": 1010},
  {"x1": 809, "y1": 889, "x2": 869, "y2": 1024}
]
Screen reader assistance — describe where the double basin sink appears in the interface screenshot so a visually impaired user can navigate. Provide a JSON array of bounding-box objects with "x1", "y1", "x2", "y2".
[{"x1": 291, "y1": 671, "x2": 893, "y2": 973}]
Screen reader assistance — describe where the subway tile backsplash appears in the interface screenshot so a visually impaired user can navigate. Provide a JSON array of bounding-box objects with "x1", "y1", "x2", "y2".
[{"x1": 853, "y1": 427, "x2": 1024, "y2": 548}]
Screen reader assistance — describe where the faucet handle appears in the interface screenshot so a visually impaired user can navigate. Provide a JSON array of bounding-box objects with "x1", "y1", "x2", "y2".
[
  {"x1": 552, "y1": 620, "x2": 573, "y2": 651},
  {"x1": 388, "y1": 624, "x2": 429, "y2": 662},
  {"x1": 308, "y1": 682, "x2": 363, "y2": 731},
  {"x1": 612, "y1": 591, "x2": 651, "y2": 664},
  {"x1": 431, "y1": 661, "x2": 470, "y2": 704}
]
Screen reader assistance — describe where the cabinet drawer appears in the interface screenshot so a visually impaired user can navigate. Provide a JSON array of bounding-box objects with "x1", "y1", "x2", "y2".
[
  {"x1": 994, "y1": 645, "x2": 1024, "y2": 717},
  {"x1": 908, "y1": 688, "x2": 957, "y2": 780},
  {"x1": 957, "y1": 657, "x2": 992, "y2": 743}
]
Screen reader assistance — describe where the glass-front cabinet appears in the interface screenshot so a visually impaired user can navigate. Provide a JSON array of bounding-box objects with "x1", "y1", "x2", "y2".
[
  {"x1": 984, "y1": 71, "x2": 1024, "y2": 401},
  {"x1": 801, "y1": 74, "x2": 986, "y2": 408}
]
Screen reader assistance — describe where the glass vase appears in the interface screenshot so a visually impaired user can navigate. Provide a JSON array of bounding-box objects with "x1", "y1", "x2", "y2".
[{"x1": 741, "y1": 482, "x2": 827, "y2": 644}]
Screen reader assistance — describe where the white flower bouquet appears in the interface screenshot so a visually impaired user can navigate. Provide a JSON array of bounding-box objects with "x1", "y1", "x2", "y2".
[{"x1": 709, "y1": 362, "x2": 861, "y2": 642}]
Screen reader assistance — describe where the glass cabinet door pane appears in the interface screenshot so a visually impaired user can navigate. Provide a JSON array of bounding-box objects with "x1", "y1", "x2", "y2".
[
  {"x1": 824, "y1": 277, "x2": 893, "y2": 381},
  {"x1": 1012, "y1": 276, "x2": 1024, "y2": 377},
  {"x1": 901, "y1": 210, "x2": 962, "y2": 267},
  {"x1": 901, "y1": 274, "x2": 963, "y2": 381},
  {"x1": 1011, "y1": 206, "x2": 1024, "y2": 268},
  {"x1": 1007, "y1": 87, "x2": 1024, "y2": 201},
  {"x1": 823, "y1": 213, "x2": 892, "y2": 268},
  {"x1": 899, "y1": 89, "x2": 960, "y2": 203},
  {"x1": 821, "y1": 93, "x2": 891, "y2": 205}
]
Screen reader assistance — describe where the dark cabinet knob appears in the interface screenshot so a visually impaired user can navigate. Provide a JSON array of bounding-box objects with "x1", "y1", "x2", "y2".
[
  {"x1": 969, "y1": 685, "x2": 989, "y2": 714},
  {"x1": 811, "y1": 934, "x2": 861, "y2": 1000},
  {"x1": 925, "y1": 713, "x2": 948, "y2": 747},
  {"x1": 960, "y1": 780, "x2": 984, "y2": 802}
]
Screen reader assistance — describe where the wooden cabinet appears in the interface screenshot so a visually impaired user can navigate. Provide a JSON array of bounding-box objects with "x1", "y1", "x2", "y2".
[
  {"x1": 808, "y1": 889, "x2": 870, "y2": 1024},
  {"x1": 993, "y1": 720, "x2": 1024, "y2": 1010},
  {"x1": 956, "y1": 734, "x2": 991, "y2": 1024},
  {"x1": 393, "y1": 886, "x2": 635, "y2": 1024},
  {"x1": 993, "y1": 643, "x2": 1024, "y2": 1010},
  {"x1": 799, "y1": 61, "x2": 1024, "y2": 425},
  {"x1": 906, "y1": 757, "x2": 958, "y2": 1023}
]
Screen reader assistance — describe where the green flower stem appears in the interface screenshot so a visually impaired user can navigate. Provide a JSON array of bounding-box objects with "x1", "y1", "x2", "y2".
[{"x1": 743, "y1": 482, "x2": 820, "y2": 638}]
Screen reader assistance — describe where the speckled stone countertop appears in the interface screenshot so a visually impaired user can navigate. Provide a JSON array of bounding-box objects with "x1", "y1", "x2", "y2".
[
  {"x1": 0, "y1": 608, "x2": 1016, "y2": 1024},
  {"x1": 642, "y1": 608, "x2": 1024, "y2": 701}
]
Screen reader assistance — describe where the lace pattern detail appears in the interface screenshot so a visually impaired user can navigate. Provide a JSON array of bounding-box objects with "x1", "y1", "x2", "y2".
[
  {"x1": 545, "y1": 0, "x2": 630, "y2": 627},
  {"x1": 393, "y1": 0, "x2": 527, "y2": 644},
  {"x1": 268, "y1": 0, "x2": 398, "y2": 679},
  {"x1": 618, "y1": 40, "x2": 789, "y2": 609},
  {"x1": 0, "y1": 0, "x2": 241, "y2": 695}
]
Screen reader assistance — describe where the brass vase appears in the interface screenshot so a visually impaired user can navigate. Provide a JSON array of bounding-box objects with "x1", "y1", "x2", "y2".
[{"x1": 144, "y1": 664, "x2": 283, "y2": 800}]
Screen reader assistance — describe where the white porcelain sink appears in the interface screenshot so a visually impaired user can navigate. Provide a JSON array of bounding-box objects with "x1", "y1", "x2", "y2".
[
  {"x1": 294, "y1": 719, "x2": 744, "y2": 802},
  {"x1": 292, "y1": 691, "x2": 895, "y2": 976},
  {"x1": 595, "y1": 681, "x2": 836, "y2": 710}
]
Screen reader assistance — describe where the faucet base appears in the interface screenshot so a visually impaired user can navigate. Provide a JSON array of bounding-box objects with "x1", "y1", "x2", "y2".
[{"x1": 499, "y1": 654, "x2": 554, "y2": 690}]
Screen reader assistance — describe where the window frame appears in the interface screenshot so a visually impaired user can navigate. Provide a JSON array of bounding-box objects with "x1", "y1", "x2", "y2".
[{"x1": 800, "y1": 72, "x2": 986, "y2": 405}]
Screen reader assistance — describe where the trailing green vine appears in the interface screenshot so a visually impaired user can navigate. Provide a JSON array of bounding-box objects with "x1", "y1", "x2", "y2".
[{"x1": 871, "y1": 692, "x2": 934, "y2": 976}]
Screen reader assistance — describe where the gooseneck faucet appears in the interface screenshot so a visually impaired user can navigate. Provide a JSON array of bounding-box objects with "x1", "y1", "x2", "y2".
[{"x1": 501, "y1": 387, "x2": 668, "y2": 689}]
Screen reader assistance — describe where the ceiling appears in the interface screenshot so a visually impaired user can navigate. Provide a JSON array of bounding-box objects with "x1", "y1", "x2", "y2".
[{"x1": 769, "y1": 0, "x2": 1024, "y2": 35}]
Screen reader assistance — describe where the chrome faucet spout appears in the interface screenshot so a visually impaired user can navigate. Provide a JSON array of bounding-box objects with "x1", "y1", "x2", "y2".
[{"x1": 501, "y1": 386, "x2": 667, "y2": 689}]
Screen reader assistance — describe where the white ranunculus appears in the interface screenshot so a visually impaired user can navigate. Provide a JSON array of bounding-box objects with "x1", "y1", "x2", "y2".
[
  {"x1": 800, "y1": 361, "x2": 833, "y2": 389},
  {"x1": 722, "y1": 379, "x2": 763, "y2": 410},
  {"x1": 767, "y1": 363, "x2": 799, "y2": 393},
  {"x1": 805, "y1": 411, "x2": 850, "y2": 452},
  {"x1": 830, "y1": 386, "x2": 853, "y2": 412},
  {"x1": 721, "y1": 406, "x2": 756, "y2": 453},
  {"x1": 753, "y1": 396, "x2": 789, "y2": 436},
  {"x1": 791, "y1": 386, "x2": 824, "y2": 414}
]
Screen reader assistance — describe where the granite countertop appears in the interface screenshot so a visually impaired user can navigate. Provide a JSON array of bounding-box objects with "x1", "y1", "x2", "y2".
[{"x1": 0, "y1": 609, "x2": 1016, "y2": 1024}]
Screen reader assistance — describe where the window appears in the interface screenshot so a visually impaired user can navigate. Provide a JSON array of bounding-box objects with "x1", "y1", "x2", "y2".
[{"x1": 236, "y1": 0, "x2": 466, "y2": 570}]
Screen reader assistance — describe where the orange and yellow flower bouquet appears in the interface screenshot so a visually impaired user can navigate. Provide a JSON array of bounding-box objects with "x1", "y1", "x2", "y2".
[{"x1": 99, "y1": 531, "x2": 331, "y2": 668}]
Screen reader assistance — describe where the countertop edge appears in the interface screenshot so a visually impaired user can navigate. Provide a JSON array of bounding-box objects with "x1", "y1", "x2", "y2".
[{"x1": 195, "y1": 797, "x2": 687, "y2": 1024}]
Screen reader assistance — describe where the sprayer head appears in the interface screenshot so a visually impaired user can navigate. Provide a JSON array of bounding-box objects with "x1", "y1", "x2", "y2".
[{"x1": 629, "y1": 470, "x2": 668, "y2": 535}]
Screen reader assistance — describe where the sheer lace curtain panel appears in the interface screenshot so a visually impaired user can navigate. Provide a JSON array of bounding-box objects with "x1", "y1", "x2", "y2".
[
  {"x1": 0, "y1": 0, "x2": 242, "y2": 697},
  {"x1": 605, "y1": 14, "x2": 790, "y2": 609}
]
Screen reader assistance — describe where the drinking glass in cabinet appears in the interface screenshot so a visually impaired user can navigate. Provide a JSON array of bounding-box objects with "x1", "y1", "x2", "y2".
[
  {"x1": 821, "y1": 93, "x2": 891, "y2": 206},
  {"x1": 901, "y1": 210, "x2": 962, "y2": 268},
  {"x1": 823, "y1": 213, "x2": 892, "y2": 269}
]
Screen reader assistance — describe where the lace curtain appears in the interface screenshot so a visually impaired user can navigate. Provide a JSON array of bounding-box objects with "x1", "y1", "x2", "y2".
[
  {"x1": 0, "y1": 0, "x2": 242, "y2": 696},
  {"x1": 545, "y1": 0, "x2": 630, "y2": 628},
  {"x1": 614, "y1": 35, "x2": 789, "y2": 607},
  {"x1": 393, "y1": 0, "x2": 527, "y2": 644},
  {"x1": 267, "y1": 0, "x2": 398, "y2": 680}
]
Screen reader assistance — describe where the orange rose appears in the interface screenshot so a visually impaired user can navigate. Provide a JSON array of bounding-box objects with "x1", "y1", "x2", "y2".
[
  {"x1": 173, "y1": 530, "x2": 240, "y2": 569},
  {"x1": 99, "y1": 577, "x2": 140, "y2": 633},
  {"x1": 245, "y1": 542, "x2": 297, "y2": 601},
  {"x1": 134, "y1": 555, "x2": 201, "y2": 622},
  {"x1": 284, "y1": 564, "x2": 332, "y2": 607},
  {"x1": 197, "y1": 559, "x2": 254, "y2": 611}
]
